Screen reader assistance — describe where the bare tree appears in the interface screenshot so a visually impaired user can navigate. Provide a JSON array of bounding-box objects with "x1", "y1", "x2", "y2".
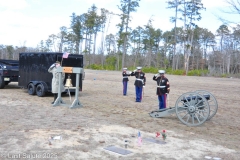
[{"x1": 217, "y1": 0, "x2": 240, "y2": 24}]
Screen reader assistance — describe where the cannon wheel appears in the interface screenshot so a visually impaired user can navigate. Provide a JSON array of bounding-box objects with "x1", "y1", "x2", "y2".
[
  {"x1": 195, "y1": 90, "x2": 218, "y2": 120},
  {"x1": 175, "y1": 92, "x2": 210, "y2": 126}
]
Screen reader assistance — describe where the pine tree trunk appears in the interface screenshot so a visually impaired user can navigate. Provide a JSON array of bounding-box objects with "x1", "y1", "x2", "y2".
[
  {"x1": 93, "y1": 33, "x2": 97, "y2": 64},
  {"x1": 172, "y1": 0, "x2": 178, "y2": 70}
]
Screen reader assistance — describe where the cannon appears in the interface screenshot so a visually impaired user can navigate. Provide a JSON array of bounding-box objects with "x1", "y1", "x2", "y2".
[{"x1": 149, "y1": 90, "x2": 218, "y2": 126}]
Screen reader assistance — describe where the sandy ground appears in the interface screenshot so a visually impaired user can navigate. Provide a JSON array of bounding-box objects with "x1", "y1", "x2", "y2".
[{"x1": 0, "y1": 69, "x2": 240, "y2": 160}]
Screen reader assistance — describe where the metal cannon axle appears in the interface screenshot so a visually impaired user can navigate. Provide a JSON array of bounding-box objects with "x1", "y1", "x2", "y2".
[{"x1": 149, "y1": 90, "x2": 218, "y2": 127}]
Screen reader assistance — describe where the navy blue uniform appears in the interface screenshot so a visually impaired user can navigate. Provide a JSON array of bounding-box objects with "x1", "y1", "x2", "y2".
[
  {"x1": 153, "y1": 75, "x2": 170, "y2": 109},
  {"x1": 131, "y1": 71, "x2": 146, "y2": 102},
  {"x1": 122, "y1": 71, "x2": 131, "y2": 95}
]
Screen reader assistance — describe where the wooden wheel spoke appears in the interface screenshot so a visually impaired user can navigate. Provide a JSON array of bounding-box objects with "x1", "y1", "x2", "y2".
[
  {"x1": 194, "y1": 99, "x2": 203, "y2": 107},
  {"x1": 194, "y1": 114, "x2": 201, "y2": 123},
  {"x1": 191, "y1": 115, "x2": 195, "y2": 124},
  {"x1": 183, "y1": 96, "x2": 191, "y2": 106},
  {"x1": 180, "y1": 112, "x2": 189, "y2": 119},
  {"x1": 195, "y1": 90, "x2": 218, "y2": 120},
  {"x1": 196, "y1": 103, "x2": 207, "y2": 109},
  {"x1": 208, "y1": 99, "x2": 213, "y2": 103},
  {"x1": 186, "y1": 115, "x2": 190, "y2": 123},
  {"x1": 196, "y1": 111, "x2": 205, "y2": 119}
]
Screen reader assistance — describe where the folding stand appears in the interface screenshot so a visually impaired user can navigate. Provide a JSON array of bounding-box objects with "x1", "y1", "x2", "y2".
[{"x1": 52, "y1": 66, "x2": 83, "y2": 109}]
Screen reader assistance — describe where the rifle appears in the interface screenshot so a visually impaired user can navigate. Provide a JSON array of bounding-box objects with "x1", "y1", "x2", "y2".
[
  {"x1": 167, "y1": 93, "x2": 170, "y2": 108},
  {"x1": 142, "y1": 86, "x2": 145, "y2": 100}
]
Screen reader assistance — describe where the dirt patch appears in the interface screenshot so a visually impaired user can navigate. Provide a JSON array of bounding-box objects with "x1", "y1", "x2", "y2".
[{"x1": 0, "y1": 69, "x2": 239, "y2": 160}]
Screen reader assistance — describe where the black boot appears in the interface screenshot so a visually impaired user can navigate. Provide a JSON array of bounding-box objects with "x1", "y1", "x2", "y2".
[{"x1": 51, "y1": 93, "x2": 58, "y2": 104}]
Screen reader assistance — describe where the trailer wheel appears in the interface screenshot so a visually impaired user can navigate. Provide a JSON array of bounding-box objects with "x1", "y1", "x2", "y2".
[
  {"x1": 5, "y1": 81, "x2": 10, "y2": 85},
  {"x1": 36, "y1": 84, "x2": 45, "y2": 97},
  {"x1": 28, "y1": 83, "x2": 36, "y2": 95},
  {"x1": 0, "y1": 76, "x2": 5, "y2": 89}
]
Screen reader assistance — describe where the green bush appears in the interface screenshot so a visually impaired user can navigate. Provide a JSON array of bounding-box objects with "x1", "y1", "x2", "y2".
[
  {"x1": 87, "y1": 65, "x2": 213, "y2": 78},
  {"x1": 171, "y1": 70, "x2": 185, "y2": 75},
  {"x1": 135, "y1": 67, "x2": 185, "y2": 75},
  {"x1": 86, "y1": 64, "x2": 118, "y2": 70},
  {"x1": 87, "y1": 64, "x2": 103, "y2": 70},
  {"x1": 142, "y1": 67, "x2": 158, "y2": 73},
  {"x1": 187, "y1": 70, "x2": 209, "y2": 76},
  {"x1": 105, "y1": 65, "x2": 115, "y2": 70},
  {"x1": 165, "y1": 69, "x2": 185, "y2": 75},
  {"x1": 187, "y1": 70, "x2": 200, "y2": 76},
  {"x1": 126, "y1": 67, "x2": 135, "y2": 72},
  {"x1": 221, "y1": 74, "x2": 227, "y2": 78},
  {"x1": 201, "y1": 70, "x2": 209, "y2": 76}
]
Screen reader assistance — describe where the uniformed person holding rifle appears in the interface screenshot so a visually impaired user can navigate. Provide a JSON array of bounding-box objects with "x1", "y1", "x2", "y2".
[
  {"x1": 131, "y1": 67, "x2": 146, "y2": 102},
  {"x1": 122, "y1": 68, "x2": 131, "y2": 96}
]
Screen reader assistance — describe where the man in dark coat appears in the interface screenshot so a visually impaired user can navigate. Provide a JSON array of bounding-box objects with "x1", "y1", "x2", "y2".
[
  {"x1": 122, "y1": 68, "x2": 131, "y2": 96},
  {"x1": 48, "y1": 61, "x2": 65, "y2": 104},
  {"x1": 153, "y1": 70, "x2": 170, "y2": 109},
  {"x1": 131, "y1": 67, "x2": 146, "y2": 102}
]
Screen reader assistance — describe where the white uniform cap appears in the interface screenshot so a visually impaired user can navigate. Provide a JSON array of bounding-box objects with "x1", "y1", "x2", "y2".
[
  {"x1": 137, "y1": 66, "x2": 142, "y2": 70},
  {"x1": 123, "y1": 68, "x2": 127, "y2": 70},
  {"x1": 158, "y1": 70, "x2": 165, "y2": 74}
]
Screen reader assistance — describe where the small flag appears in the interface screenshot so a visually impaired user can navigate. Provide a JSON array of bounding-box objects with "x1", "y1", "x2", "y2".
[
  {"x1": 138, "y1": 131, "x2": 141, "y2": 137},
  {"x1": 138, "y1": 137, "x2": 142, "y2": 146},
  {"x1": 137, "y1": 131, "x2": 142, "y2": 146},
  {"x1": 62, "y1": 52, "x2": 70, "y2": 58}
]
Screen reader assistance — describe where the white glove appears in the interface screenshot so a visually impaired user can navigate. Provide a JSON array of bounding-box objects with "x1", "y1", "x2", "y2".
[
  {"x1": 155, "y1": 74, "x2": 159, "y2": 77},
  {"x1": 134, "y1": 69, "x2": 137, "y2": 72},
  {"x1": 50, "y1": 64, "x2": 55, "y2": 69}
]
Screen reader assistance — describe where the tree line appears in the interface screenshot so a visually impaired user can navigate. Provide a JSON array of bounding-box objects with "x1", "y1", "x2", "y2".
[{"x1": 0, "y1": 0, "x2": 240, "y2": 77}]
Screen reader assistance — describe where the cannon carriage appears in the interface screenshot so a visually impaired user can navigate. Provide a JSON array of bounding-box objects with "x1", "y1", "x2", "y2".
[{"x1": 149, "y1": 90, "x2": 218, "y2": 126}]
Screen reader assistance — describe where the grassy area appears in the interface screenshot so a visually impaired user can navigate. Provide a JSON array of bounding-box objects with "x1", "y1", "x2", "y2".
[{"x1": 85, "y1": 65, "x2": 240, "y2": 78}]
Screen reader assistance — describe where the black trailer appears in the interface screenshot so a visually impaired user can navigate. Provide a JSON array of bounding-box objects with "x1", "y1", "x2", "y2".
[
  {"x1": 18, "y1": 52, "x2": 84, "y2": 97},
  {"x1": 0, "y1": 59, "x2": 19, "y2": 89}
]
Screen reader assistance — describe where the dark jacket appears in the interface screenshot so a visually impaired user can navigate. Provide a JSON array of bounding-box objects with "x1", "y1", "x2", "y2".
[
  {"x1": 122, "y1": 71, "x2": 131, "y2": 81},
  {"x1": 153, "y1": 75, "x2": 170, "y2": 95},
  {"x1": 131, "y1": 71, "x2": 146, "y2": 87}
]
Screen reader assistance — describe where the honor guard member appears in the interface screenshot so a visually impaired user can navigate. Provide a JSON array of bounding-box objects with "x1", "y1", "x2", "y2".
[
  {"x1": 48, "y1": 61, "x2": 65, "y2": 104},
  {"x1": 153, "y1": 70, "x2": 170, "y2": 109},
  {"x1": 131, "y1": 67, "x2": 146, "y2": 102},
  {"x1": 122, "y1": 68, "x2": 131, "y2": 96}
]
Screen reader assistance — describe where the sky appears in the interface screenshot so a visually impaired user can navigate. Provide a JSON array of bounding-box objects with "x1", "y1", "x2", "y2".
[{"x1": 0, "y1": 0, "x2": 238, "y2": 48}]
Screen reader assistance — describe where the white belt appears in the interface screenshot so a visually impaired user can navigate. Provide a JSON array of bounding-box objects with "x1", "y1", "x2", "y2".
[
  {"x1": 136, "y1": 78, "x2": 143, "y2": 81},
  {"x1": 157, "y1": 86, "x2": 166, "y2": 88},
  {"x1": 123, "y1": 76, "x2": 128, "y2": 78}
]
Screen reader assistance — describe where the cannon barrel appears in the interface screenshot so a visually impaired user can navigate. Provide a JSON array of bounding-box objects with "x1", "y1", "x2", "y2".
[{"x1": 181, "y1": 94, "x2": 210, "y2": 102}]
